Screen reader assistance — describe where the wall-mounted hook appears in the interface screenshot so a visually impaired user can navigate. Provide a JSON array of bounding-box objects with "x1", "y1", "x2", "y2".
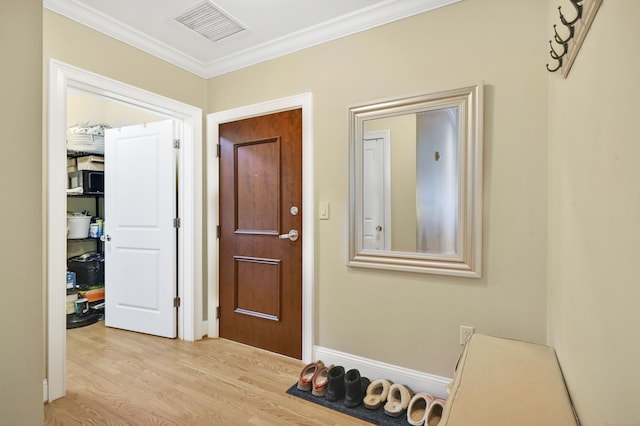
[
  {"x1": 549, "y1": 40, "x2": 567, "y2": 60},
  {"x1": 546, "y1": 0, "x2": 600, "y2": 75},
  {"x1": 546, "y1": 56, "x2": 563, "y2": 73},
  {"x1": 553, "y1": 24, "x2": 575, "y2": 45},
  {"x1": 559, "y1": 0, "x2": 584, "y2": 27}
]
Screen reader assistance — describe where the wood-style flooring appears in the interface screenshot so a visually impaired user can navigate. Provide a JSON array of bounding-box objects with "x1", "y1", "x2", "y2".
[{"x1": 44, "y1": 322, "x2": 369, "y2": 425}]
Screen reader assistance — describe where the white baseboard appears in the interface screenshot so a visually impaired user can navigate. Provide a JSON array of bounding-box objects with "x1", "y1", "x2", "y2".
[
  {"x1": 200, "y1": 320, "x2": 208, "y2": 339},
  {"x1": 313, "y1": 346, "x2": 452, "y2": 399},
  {"x1": 43, "y1": 378, "x2": 48, "y2": 403},
  {"x1": 192, "y1": 329, "x2": 450, "y2": 397}
]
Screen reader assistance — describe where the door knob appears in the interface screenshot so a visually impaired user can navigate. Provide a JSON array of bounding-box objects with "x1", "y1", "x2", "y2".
[
  {"x1": 100, "y1": 234, "x2": 111, "y2": 242},
  {"x1": 279, "y1": 229, "x2": 299, "y2": 242}
]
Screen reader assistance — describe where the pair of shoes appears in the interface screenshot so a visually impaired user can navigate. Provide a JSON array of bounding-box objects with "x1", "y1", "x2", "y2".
[
  {"x1": 326, "y1": 366, "x2": 371, "y2": 408},
  {"x1": 407, "y1": 392, "x2": 434, "y2": 425},
  {"x1": 297, "y1": 360, "x2": 324, "y2": 391},
  {"x1": 311, "y1": 364, "x2": 334, "y2": 396},
  {"x1": 426, "y1": 398, "x2": 446, "y2": 426},
  {"x1": 383, "y1": 383, "x2": 413, "y2": 417},
  {"x1": 363, "y1": 378, "x2": 392, "y2": 410}
]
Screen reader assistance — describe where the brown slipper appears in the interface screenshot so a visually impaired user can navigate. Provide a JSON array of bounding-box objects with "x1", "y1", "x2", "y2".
[
  {"x1": 297, "y1": 360, "x2": 324, "y2": 391},
  {"x1": 311, "y1": 364, "x2": 334, "y2": 396}
]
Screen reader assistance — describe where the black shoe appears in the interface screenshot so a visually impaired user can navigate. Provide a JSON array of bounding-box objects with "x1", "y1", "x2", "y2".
[
  {"x1": 344, "y1": 369, "x2": 371, "y2": 408},
  {"x1": 325, "y1": 365, "x2": 345, "y2": 402}
]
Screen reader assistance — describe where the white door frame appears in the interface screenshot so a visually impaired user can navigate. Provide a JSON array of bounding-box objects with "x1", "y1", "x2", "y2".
[
  {"x1": 206, "y1": 93, "x2": 314, "y2": 363},
  {"x1": 46, "y1": 60, "x2": 203, "y2": 402}
]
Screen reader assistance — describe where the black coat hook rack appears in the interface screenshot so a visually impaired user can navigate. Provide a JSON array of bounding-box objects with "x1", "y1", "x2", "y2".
[{"x1": 546, "y1": 0, "x2": 602, "y2": 78}]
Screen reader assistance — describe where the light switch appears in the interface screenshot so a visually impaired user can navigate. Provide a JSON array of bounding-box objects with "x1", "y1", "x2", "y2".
[{"x1": 319, "y1": 202, "x2": 330, "y2": 220}]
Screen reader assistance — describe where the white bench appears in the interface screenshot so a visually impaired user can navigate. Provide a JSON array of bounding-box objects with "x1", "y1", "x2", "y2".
[{"x1": 440, "y1": 334, "x2": 579, "y2": 425}]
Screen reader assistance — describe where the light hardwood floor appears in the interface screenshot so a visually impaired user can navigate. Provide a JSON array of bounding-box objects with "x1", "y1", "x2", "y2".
[{"x1": 45, "y1": 322, "x2": 370, "y2": 425}]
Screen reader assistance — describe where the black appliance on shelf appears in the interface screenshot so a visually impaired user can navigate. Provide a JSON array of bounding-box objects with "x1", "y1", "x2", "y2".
[{"x1": 68, "y1": 170, "x2": 104, "y2": 194}]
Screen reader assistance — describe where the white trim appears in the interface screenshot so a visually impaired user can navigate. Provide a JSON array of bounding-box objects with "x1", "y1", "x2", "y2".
[
  {"x1": 43, "y1": 0, "x2": 461, "y2": 78},
  {"x1": 207, "y1": 93, "x2": 314, "y2": 362},
  {"x1": 43, "y1": 379, "x2": 48, "y2": 403},
  {"x1": 313, "y1": 345, "x2": 452, "y2": 399},
  {"x1": 46, "y1": 59, "x2": 203, "y2": 402}
]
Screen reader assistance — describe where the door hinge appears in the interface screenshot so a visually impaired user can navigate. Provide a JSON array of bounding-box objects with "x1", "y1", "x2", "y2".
[
  {"x1": 174, "y1": 297, "x2": 181, "y2": 308},
  {"x1": 216, "y1": 225, "x2": 221, "y2": 239},
  {"x1": 216, "y1": 306, "x2": 221, "y2": 319},
  {"x1": 216, "y1": 144, "x2": 220, "y2": 158},
  {"x1": 174, "y1": 218, "x2": 181, "y2": 228},
  {"x1": 174, "y1": 139, "x2": 181, "y2": 149}
]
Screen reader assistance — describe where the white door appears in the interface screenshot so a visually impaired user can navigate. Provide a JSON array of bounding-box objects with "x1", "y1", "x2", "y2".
[
  {"x1": 104, "y1": 120, "x2": 177, "y2": 338},
  {"x1": 363, "y1": 130, "x2": 391, "y2": 250}
]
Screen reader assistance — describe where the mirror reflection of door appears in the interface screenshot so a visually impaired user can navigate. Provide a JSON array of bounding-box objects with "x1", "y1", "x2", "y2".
[{"x1": 363, "y1": 130, "x2": 390, "y2": 250}]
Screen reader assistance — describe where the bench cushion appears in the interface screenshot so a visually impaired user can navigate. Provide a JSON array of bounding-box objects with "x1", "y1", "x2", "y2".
[{"x1": 440, "y1": 334, "x2": 578, "y2": 425}]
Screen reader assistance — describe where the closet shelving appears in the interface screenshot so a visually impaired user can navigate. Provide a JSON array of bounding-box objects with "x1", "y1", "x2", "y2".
[
  {"x1": 67, "y1": 150, "x2": 104, "y2": 251},
  {"x1": 66, "y1": 150, "x2": 105, "y2": 328}
]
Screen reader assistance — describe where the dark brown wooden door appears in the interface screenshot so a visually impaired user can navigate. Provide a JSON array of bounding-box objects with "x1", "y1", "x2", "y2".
[{"x1": 219, "y1": 109, "x2": 302, "y2": 359}]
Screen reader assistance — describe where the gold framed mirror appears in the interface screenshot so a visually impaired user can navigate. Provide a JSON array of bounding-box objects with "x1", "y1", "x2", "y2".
[{"x1": 348, "y1": 82, "x2": 483, "y2": 277}]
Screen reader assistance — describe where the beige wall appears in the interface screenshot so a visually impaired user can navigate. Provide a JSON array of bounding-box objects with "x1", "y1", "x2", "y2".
[
  {"x1": 208, "y1": 0, "x2": 549, "y2": 378},
  {"x1": 0, "y1": 1, "x2": 44, "y2": 424},
  {"x1": 547, "y1": 1, "x2": 640, "y2": 424}
]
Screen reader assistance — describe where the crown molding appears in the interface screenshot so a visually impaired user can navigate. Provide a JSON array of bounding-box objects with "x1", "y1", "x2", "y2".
[
  {"x1": 204, "y1": 0, "x2": 461, "y2": 77},
  {"x1": 44, "y1": 0, "x2": 209, "y2": 77},
  {"x1": 44, "y1": 0, "x2": 461, "y2": 79}
]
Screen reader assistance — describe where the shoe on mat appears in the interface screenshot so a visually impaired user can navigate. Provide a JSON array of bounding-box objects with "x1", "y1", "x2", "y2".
[
  {"x1": 312, "y1": 364, "x2": 334, "y2": 397},
  {"x1": 406, "y1": 392, "x2": 434, "y2": 425},
  {"x1": 344, "y1": 369, "x2": 370, "y2": 408},
  {"x1": 426, "y1": 398, "x2": 445, "y2": 426},
  {"x1": 383, "y1": 383, "x2": 413, "y2": 417},
  {"x1": 297, "y1": 360, "x2": 324, "y2": 391},
  {"x1": 325, "y1": 365, "x2": 346, "y2": 402},
  {"x1": 363, "y1": 378, "x2": 392, "y2": 410}
]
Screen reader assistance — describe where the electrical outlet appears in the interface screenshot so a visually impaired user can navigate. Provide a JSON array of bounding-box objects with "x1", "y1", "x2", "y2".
[{"x1": 459, "y1": 326, "x2": 474, "y2": 345}]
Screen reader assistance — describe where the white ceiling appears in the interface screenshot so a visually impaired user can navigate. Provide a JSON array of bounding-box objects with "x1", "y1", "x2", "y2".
[{"x1": 43, "y1": 0, "x2": 460, "y2": 78}]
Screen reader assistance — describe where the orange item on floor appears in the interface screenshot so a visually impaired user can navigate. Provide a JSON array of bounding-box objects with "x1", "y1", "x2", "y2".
[{"x1": 80, "y1": 287, "x2": 104, "y2": 302}]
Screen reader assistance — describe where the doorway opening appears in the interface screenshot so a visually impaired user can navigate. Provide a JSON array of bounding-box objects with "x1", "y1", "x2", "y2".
[
  {"x1": 46, "y1": 60, "x2": 203, "y2": 402},
  {"x1": 66, "y1": 92, "x2": 168, "y2": 331}
]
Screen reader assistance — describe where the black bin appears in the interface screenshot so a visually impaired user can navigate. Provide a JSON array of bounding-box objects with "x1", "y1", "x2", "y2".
[{"x1": 67, "y1": 252, "x2": 104, "y2": 288}]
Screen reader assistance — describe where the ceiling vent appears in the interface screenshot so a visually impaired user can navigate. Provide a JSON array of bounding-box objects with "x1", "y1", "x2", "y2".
[{"x1": 175, "y1": 2, "x2": 246, "y2": 43}]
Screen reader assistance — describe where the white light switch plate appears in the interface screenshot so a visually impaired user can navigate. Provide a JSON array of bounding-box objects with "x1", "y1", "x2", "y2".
[{"x1": 319, "y1": 202, "x2": 329, "y2": 220}]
